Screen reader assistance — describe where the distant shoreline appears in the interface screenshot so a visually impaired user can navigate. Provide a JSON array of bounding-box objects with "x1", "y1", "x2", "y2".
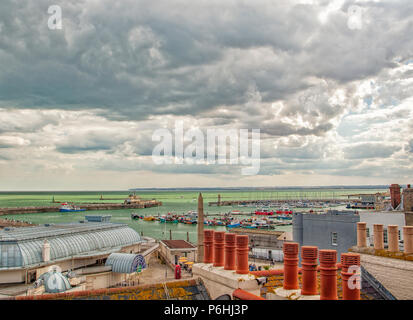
[{"x1": 0, "y1": 185, "x2": 393, "y2": 193}]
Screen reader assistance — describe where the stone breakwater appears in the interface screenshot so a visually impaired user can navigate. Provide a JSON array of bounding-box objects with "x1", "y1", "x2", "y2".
[
  {"x1": 0, "y1": 201, "x2": 162, "y2": 216},
  {"x1": 0, "y1": 218, "x2": 36, "y2": 228}
]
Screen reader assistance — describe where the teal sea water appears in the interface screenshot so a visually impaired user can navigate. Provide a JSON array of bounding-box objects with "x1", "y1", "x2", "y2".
[{"x1": 0, "y1": 188, "x2": 385, "y2": 243}]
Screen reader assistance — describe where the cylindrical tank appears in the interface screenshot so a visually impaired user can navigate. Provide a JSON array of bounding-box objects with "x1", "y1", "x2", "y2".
[
  {"x1": 319, "y1": 249, "x2": 338, "y2": 300},
  {"x1": 283, "y1": 242, "x2": 299, "y2": 290}
]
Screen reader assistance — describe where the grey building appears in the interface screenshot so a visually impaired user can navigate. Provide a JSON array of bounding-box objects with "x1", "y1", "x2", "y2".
[{"x1": 293, "y1": 210, "x2": 360, "y2": 262}]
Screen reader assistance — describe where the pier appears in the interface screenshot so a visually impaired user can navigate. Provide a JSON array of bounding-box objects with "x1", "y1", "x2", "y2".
[
  {"x1": 0, "y1": 201, "x2": 162, "y2": 216},
  {"x1": 208, "y1": 199, "x2": 357, "y2": 206}
]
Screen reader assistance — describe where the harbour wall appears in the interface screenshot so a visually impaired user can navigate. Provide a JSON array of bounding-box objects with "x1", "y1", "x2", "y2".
[{"x1": 0, "y1": 201, "x2": 162, "y2": 216}]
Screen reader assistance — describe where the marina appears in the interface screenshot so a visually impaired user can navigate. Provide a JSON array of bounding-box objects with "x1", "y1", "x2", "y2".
[{"x1": 0, "y1": 188, "x2": 386, "y2": 243}]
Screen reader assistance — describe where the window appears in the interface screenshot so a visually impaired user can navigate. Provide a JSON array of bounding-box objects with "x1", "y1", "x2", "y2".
[
  {"x1": 399, "y1": 230, "x2": 401, "y2": 240},
  {"x1": 384, "y1": 229, "x2": 388, "y2": 243},
  {"x1": 331, "y1": 232, "x2": 338, "y2": 246},
  {"x1": 366, "y1": 228, "x2": 370, "y2": 237}
]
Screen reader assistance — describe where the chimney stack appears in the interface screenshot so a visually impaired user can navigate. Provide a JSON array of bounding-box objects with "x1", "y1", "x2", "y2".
[
  {"x1": 203, "y1": 230, "x2": 214, "y2": 263},
  {"x1": 301, "y1": 246, "x2": 318, "y2": 296},
  {"x1": 319, "y1": 249, "x2": 338, "y2": 300},
  {"x1": 42, "y1": 240, "x2": 50, "y2": 262},
  {"x1": 282, "y1": 242, "x2": 299, "y2": 290},
  {"x1": 224, "y1": 233, "x2": 236, "y2": 270},
  {"x1": 403, "y1": 226, "x2": 413, "y2": 254},
  {"x1": 235, "y1": 235, "x2": 249, "y2": 274},
  {"x1": 341, "y1": 253, "x2": 361, "y2": 300},
  {"x1": 387, "y1": 225, "x2": 399, "y2": 253},
  {"x1": 389, "y1": 184, "x2": 401, "y2": 209},
  {"x1": 197, "y1": 193, "x2": 205, "y2": 262},
  {"x1": 357, "y1": 222, "x2": 367, "y2": 247},
  {"x1": 213, "y1": 231, "x2": 225, "y2": 267},
  {"x1": 373, "y1": 224, "x2": 384, "y2": 250}
]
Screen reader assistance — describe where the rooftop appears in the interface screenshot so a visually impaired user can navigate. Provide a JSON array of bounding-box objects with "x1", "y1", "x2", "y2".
[
  {"x1": 10, "y1": 279, "x2": 211, "y2": 300},
  {"x1": 160, "y1": 240, "x2": 196, "y2": 250},
  {"x1": 0, "y1": 222, "x2": 142, "y2": 269}
]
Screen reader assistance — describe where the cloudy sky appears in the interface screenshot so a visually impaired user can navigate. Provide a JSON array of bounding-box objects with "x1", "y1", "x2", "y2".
[{"x1": 0, "y1": 0, "x2": 412, "y2": 190}]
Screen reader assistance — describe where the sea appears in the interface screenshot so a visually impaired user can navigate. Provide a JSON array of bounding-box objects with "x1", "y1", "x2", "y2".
[{"x1": 0, "y1": 188, "x2": 386, "y2": 243}]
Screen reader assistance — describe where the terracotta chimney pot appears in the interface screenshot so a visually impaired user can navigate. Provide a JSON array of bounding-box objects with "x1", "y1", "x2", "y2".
[
  {"x1": 387, "y1": 225, "x2": 399, "y2": 253},
  {"x1": 224, "y1": 233, "x2": 237, "y2": 270},
  {"x1": 213, "y1": 231, "x2": 225, "y2": 267},
  {"x1": 301, "y1": 246, "x2": 318, "y2": 295},
  {"x1": 203, "y1": 230, "x2": 215, "y2": 263},
  {"x1": 357, "y1": 222, "x2": 367, "y2": 247},
  {"x1": 235, "y1": 235, "x2": 249, "y2": 274},
  {"x1": 403, "y1": 226, "x2": 413, "y2": 254},
  {"x1": 283, "y1": 242, "x2": 299, "y2": 290},
  {"x1": 341, "y1": 253, "x2": 361, "y2": 300},
  {"x1": 373, "y1": 224, "x2": 384, "y2": 250},
  {"x1": 319, "y1": 249, "x2": 338, "y2": 300}
]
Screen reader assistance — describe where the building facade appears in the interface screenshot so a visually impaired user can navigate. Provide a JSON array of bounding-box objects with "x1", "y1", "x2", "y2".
[{"x1": 293, "y1": 210, "x2": 360, "y2": 262}]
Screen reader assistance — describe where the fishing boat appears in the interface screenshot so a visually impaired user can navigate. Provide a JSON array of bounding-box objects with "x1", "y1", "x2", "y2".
[
  {"x1": 143, "y1": 216, "x2": 156, "y2": 221},
  {"x1": 60, "y1": 203, "x2": 86, "y2": 212},
  {"x1": 183, "y1": 219, "x2": 197, "y2": 225},
  {"x1": 131, "y1": 213, "x2": 143, "y2": 220},
  {"x1": 254, "y1": 209, "x2": 274, "y2": 216},
  {"x1": 226, "y1": 220, "x2": 241, "y2": 229}
]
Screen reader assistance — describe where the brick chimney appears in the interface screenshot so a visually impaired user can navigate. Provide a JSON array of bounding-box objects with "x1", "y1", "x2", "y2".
[{"x1": 390, "y1": 184, "x2": 401, "y2": 209}]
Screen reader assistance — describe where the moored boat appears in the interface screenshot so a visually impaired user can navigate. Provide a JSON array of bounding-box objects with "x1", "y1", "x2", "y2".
[{"x1": 60, "y1": 203, "x2": 86, "y2": 212}]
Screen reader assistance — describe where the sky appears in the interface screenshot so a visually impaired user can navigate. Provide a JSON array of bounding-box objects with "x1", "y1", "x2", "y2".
[{"x1": 0, "y1": 0, "x2": 412, "y2": 190}]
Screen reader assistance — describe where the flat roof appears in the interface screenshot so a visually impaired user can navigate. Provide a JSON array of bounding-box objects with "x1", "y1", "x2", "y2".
[{"x1": 160, "y1": 240, "x2": 196, "y2": 249}]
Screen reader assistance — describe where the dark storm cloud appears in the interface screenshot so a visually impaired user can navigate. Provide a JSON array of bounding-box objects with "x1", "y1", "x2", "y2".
[
  {"x1": 0, "y1": 0, "x2": 412, "y2": 185},
  {"x1": 0, "y1": 0, "x2": 411, "y2": 124}
]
